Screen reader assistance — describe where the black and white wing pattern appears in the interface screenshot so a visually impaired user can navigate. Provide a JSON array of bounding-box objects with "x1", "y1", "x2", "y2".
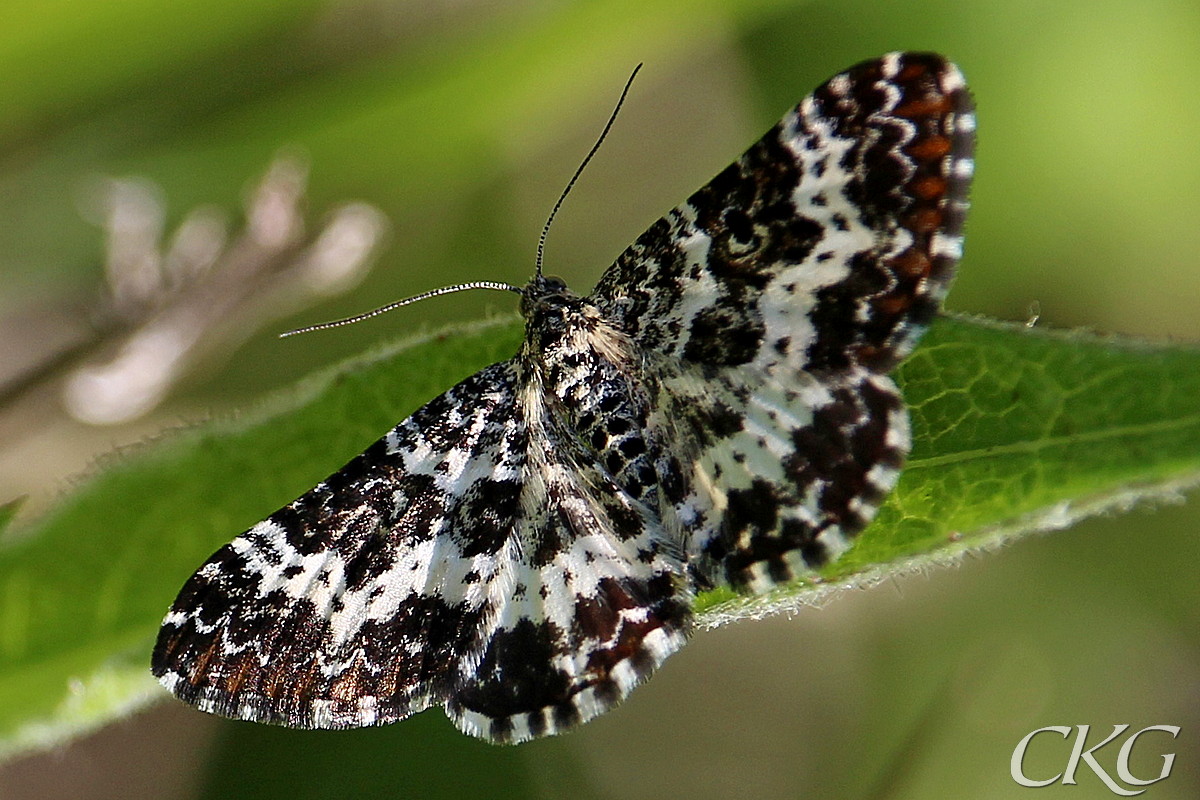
[
  {"x1": 591, "y1": 52, "x2": 974, "y2": 590},
  {"x1": 153, "y1": 52, "x2": 974, "y2": 743},
  {"x1": 154, "y1": 361, "x2": 691, "y2": 742}
]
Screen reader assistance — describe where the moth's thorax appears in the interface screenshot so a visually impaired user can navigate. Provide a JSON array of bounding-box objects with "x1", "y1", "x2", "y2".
[
  {"x1": 519, "y1": 275, "x2": 630, "y2": 366},
  {"x1": 519, "y1": 275, "x2": 661, "y2": 501}
]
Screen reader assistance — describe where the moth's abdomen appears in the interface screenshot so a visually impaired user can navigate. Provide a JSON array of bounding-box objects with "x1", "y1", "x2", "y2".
[{"x1": 538, "y1": 321, "x2": 666, "y2": 507}]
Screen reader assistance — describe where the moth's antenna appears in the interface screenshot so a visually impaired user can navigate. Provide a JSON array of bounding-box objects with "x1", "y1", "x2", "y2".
[
  {"x1": 280, "y1": 281, "x2": 521, "y2": 337},
  {"x1": 285, "y1": 67, "x2": 642, "y2": 339},
  {"x1": 536, "y1": 63, "x2": 643, "y2": 278}
]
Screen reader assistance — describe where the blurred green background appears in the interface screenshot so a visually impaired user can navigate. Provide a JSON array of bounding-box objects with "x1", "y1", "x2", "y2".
[{"x1": 0, "y1": 0, "x2": 1196, "y2": 798}]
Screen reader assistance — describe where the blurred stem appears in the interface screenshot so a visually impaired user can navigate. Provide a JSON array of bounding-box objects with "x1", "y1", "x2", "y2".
[
  {"x1": 0, "y1": 327, "x2": 105, "y2": 413},
  {"x1": 0, "y1": 156, "x2": 386, "y2": 432}
]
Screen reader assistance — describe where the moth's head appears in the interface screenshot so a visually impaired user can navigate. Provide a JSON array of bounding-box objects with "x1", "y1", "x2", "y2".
[
  {"x1": 521, "y1": 274, "x2": 577, "y2": 321},
  {"x1": 520, "y1": 274, "x2": 594, "y2": 352}
]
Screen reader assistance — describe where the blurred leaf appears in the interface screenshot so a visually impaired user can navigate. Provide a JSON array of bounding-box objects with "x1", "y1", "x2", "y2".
[
  {"x1": 0, "y1": 313, "x2": 1197, "y2": 769},
  {"x1": 0, "y1": 0, "x2": 794, "y2": 290}
]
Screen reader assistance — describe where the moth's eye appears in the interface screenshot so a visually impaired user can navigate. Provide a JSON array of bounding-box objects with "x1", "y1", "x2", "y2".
[{"x1": 542, "y1": 275, "x2": 569, "y2": 294}]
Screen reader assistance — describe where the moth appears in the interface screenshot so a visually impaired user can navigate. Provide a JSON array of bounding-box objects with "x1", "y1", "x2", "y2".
[{"x1": 153, "y1": 52, "x2": 974, "y2": 743}]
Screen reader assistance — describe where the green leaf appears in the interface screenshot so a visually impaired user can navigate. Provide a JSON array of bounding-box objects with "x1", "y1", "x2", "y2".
[
  {"x1": 1, "y1": 313, "x2": 1197, "y2": 763},
  {"x1": 0, "y1": 319, "x2": 522, "y2": 761},
  {"x1": 697, "y1": 316, "x2": 1200, "y2": 619}
]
